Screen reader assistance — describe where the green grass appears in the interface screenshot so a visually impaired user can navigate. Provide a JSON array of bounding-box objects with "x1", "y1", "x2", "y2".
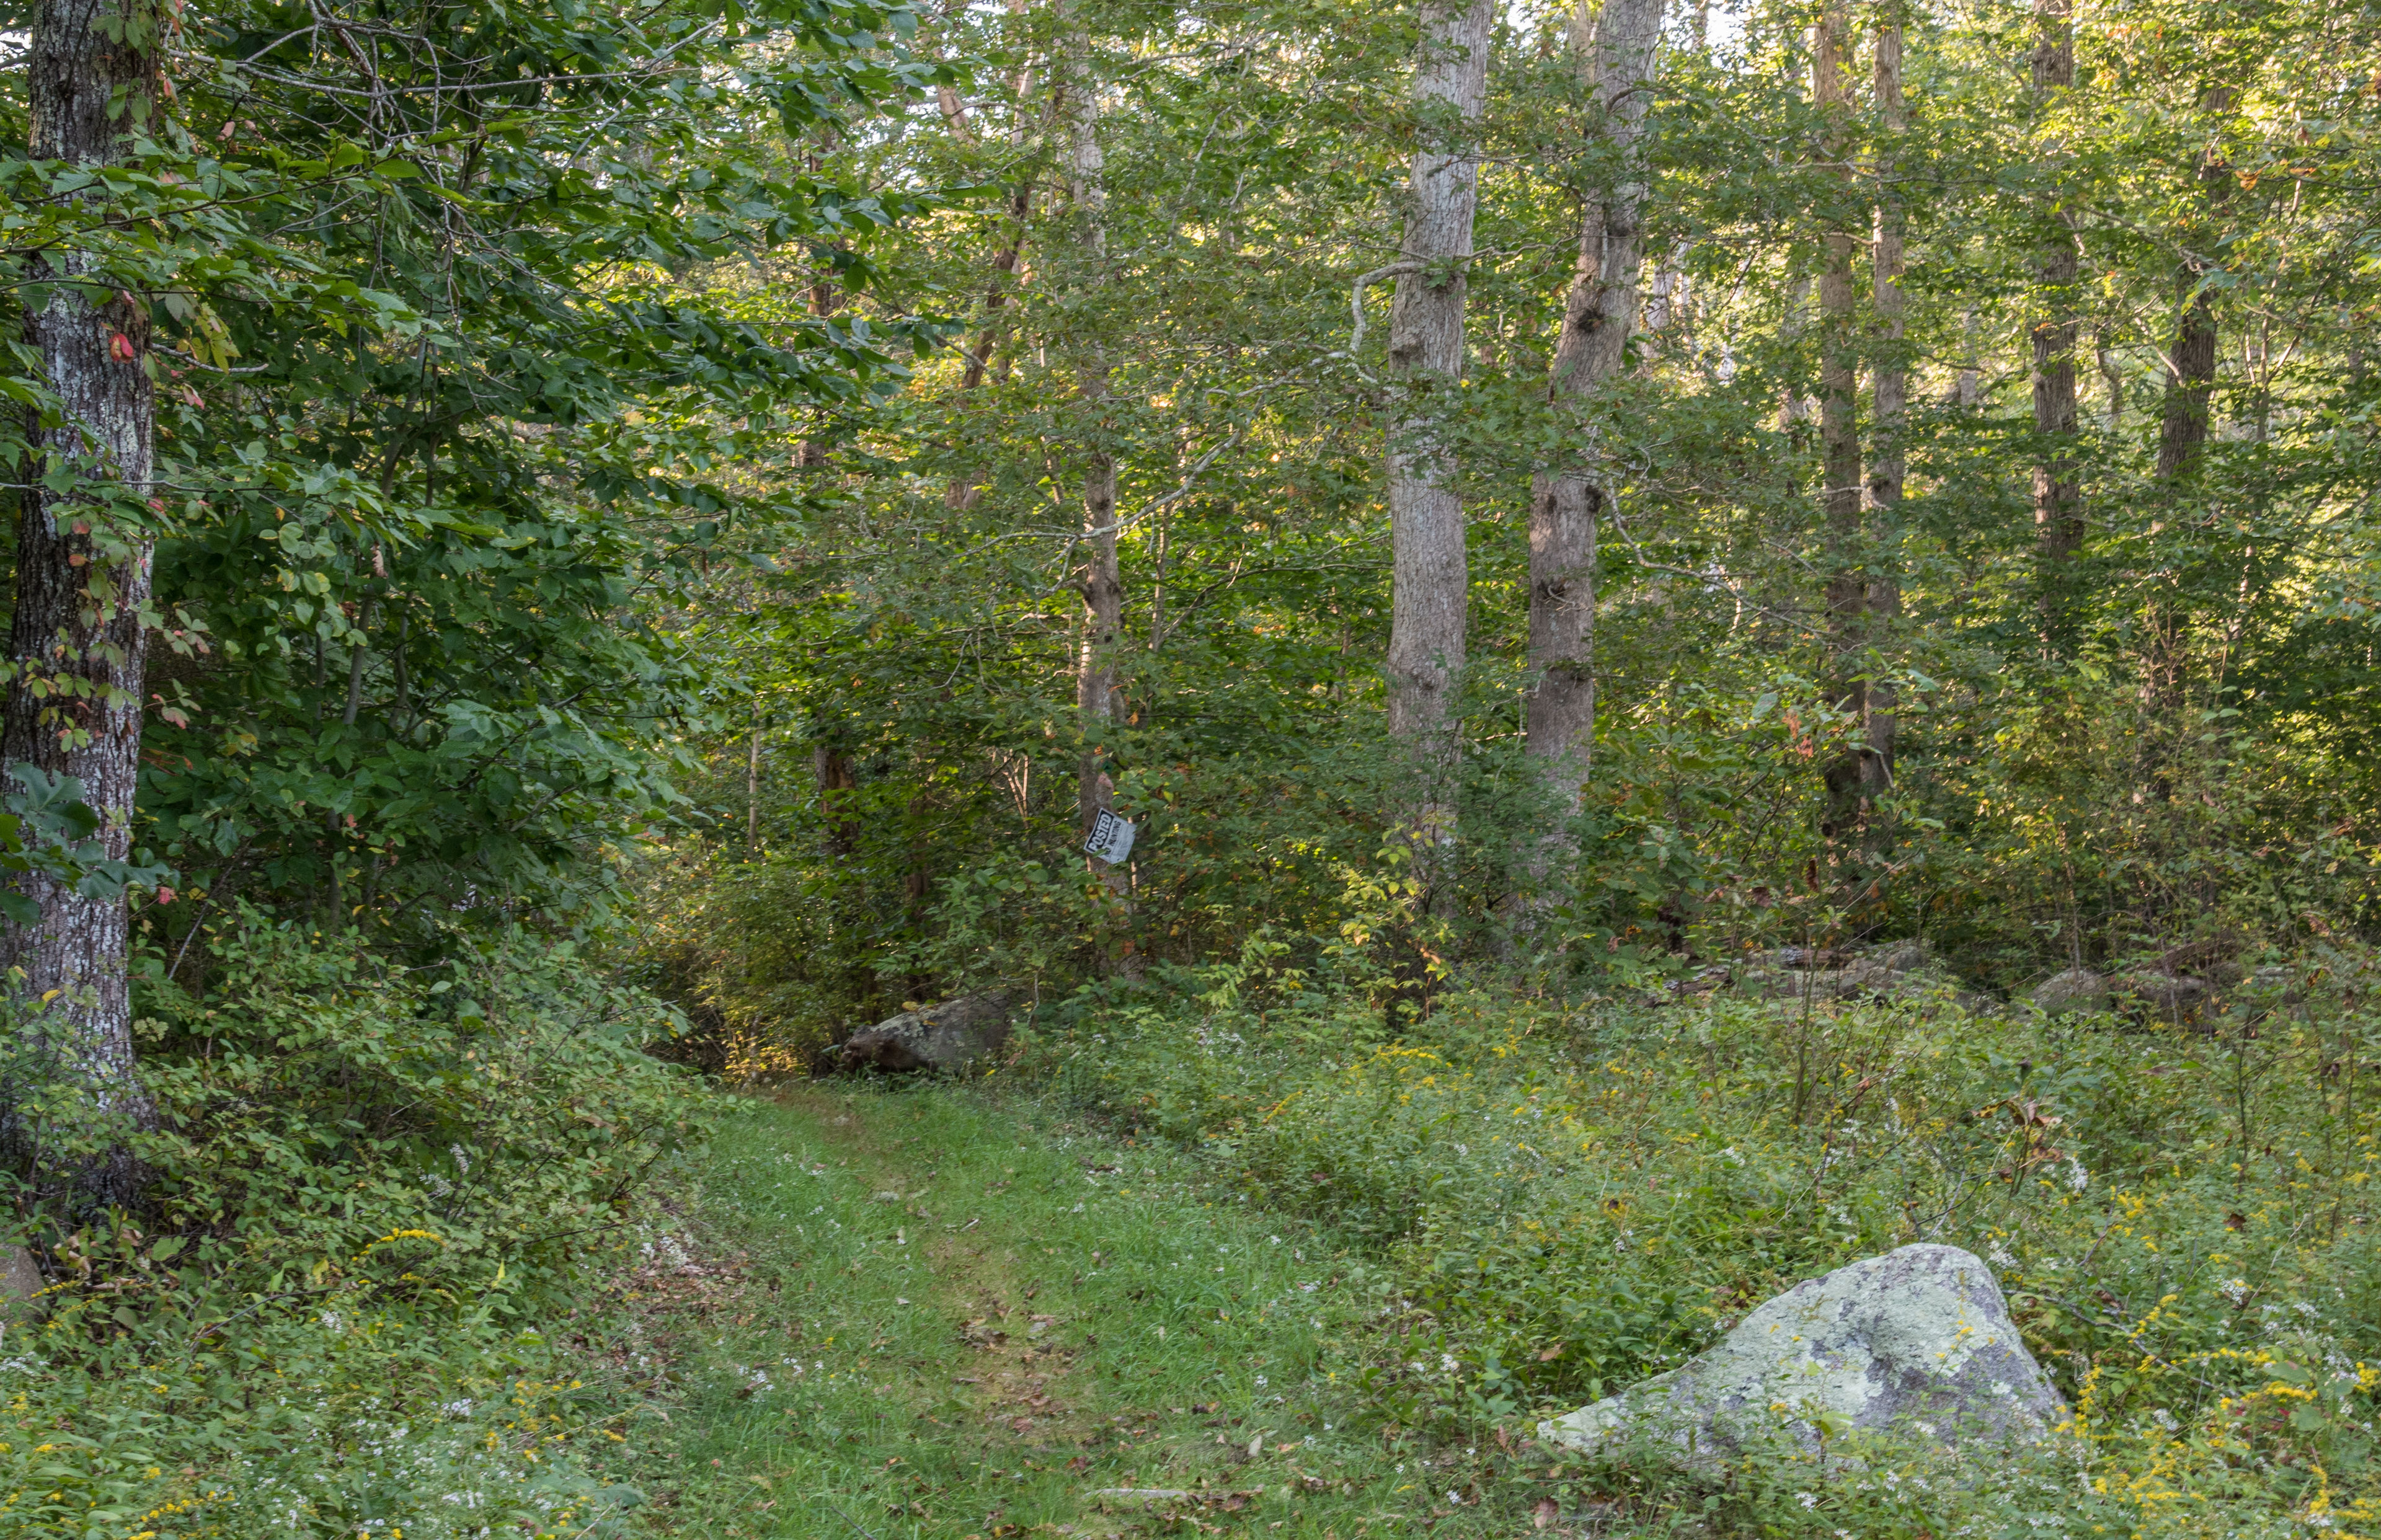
[{"x1": 611, "y1": 1081, "x2": 1551, "y2": 1539}]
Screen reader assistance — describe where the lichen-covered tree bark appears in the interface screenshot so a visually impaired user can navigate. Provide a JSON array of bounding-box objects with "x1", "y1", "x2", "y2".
[
  {"x1": 1383, "y1": 0, "x2": 1493, "y2": 755},
  {"x1": 1525, "y1": 0, "x2": 1664, "y2": 816},
  {"x1": 2, "y1": 0, "x2": 165, "y2": 1208}
]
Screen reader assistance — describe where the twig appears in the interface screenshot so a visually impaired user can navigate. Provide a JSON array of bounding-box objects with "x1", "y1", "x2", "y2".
[{"x1": 820, "y1": 1492, "x2": 885, "y2": 1540}]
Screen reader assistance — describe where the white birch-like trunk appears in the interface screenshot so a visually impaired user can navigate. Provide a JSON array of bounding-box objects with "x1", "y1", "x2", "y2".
[{"x1": 1383, "y1": 0, "x2": 1493, "y2": 761}]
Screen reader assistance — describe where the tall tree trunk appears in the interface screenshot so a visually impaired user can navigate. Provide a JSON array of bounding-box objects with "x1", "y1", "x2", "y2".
[
  {"x1": 1383, "y1": 0, "x2": 1492, "y2": 759},
  {"x1": 2, "y1": 0, "x2": 164, "y2": 1210},
  {"x1": 1851, "y1": 2, "x2": 1906, "y2": 856},
  {"x1": 947, "y1": 7, "x2": 1039, "y2": 509},
  {"x1": 1061, "y1": 9, "x2": 1130, "y2": 913},
  {"x1": 944, "y1": 180, "x2": 1034, "y2": 511},
  {"x1": 2139, "y1": 89, "x2": 2230, "y2": 790},
  {"x1": 1524, "y1": 0, "x2": 1663, "y2": 816},
  {"x1": 746, "y1": 722, "x2": 764, "y2": 851},
  {"x1": 814, "y1": 745, "x2": 858, "y2": 859},
  {"x1": 2030, "y1": 0, "x2": 2084, "y2": 653},
  {"x1": 1814, "y1": 0, "x2": 1871, "y2": 846}
]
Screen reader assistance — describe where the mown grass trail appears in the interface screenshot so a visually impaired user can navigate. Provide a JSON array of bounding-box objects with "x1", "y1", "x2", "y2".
[{"x1": 617, "y1": 1083, "x2": 1548, "y2": 1538}]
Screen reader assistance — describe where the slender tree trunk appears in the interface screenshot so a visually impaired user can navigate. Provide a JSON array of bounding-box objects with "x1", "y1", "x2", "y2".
[
  {"x1": 2031, "y1": 0, "x2": 2084, "y2": 653},
  {"x1": 1061, "y1": 9, "x2": 1130, "y2": 917},
  {"x1": 1814, "y1": 0, "x2": 1872, "y2": 845},
  {"x1": 1525, "y1": 0, "x2": 1663, "y2": 818},
  {"x1": 747, "y1": 723, "x2": 763, "y2": 851},
  {"x1": 944, "y1": 180, "x2": 1034, "y2": 512},
  {"x1": 1, "y1": 0, "x2": 166, "y2": 1210},
  {"x1": 1855, "y1": 4, "x2": 1907, "y2": 852},
  {"x1": 814, "y1": 745, "x2": 858, "y2": 859},
  {"x1": 1956, "y1": 304, "x2": 1982, "y2": 407},
  {"x1": 2140, "y1": 87, "x2": 2229, "y2": 763},
  {"x1": 1383, "y1": 0, "x2": 1492, "y2": 762},
  {"x1": 947, "y1": 9, "x2": 1039, "y2": 510}
]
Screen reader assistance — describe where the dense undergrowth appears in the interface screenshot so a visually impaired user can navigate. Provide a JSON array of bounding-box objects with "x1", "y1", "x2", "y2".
[
  {"x1": 1032, "y1": 948, "x2": 2381, "y2": 1537},
  {"x1": 0, "y1": 924, "x2": 712, "y2": 1536}
]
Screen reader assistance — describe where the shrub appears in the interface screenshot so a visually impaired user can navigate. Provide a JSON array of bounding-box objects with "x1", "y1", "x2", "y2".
[
  {"x1": 0, "y1": 918, "x2": 712, "y2": 1536},
  {"x1": 1035, "y1": 949, "x2": 2381, "y2": 1535}
]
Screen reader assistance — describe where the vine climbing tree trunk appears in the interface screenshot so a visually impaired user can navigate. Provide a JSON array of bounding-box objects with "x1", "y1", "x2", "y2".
[
  {"x1": 1523, "y1": 0, "x2": 1663, "y2": 829},
  {"x1": 1383, "y1": 0, "x2": 1492, "y2": 775},
  {"x1": 1, "y1": 0, "x2": 166, "y2": 1210}
]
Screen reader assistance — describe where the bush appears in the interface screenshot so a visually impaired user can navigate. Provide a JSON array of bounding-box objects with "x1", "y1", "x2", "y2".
[
  {"x1": 1034, "y1": 949, "x2": 2381, "y2": 1536},
  {"x1": 0, "y1": 918, "x2": 712, "y2": 1537}
]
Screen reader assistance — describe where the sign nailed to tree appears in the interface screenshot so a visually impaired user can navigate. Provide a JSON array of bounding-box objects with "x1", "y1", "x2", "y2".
[{"x1": 1085, "y1": 808, "x2": 1136, "y2": 865}]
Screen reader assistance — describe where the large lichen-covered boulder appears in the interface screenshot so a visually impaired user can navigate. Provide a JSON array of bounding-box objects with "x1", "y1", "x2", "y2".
[
  {"x1": 838, "y1": 992, "x2": 1014, "y2": 1072},
  {"x1": 1538, "y1": 1244, "x2": 2065, "y2": 1473}
]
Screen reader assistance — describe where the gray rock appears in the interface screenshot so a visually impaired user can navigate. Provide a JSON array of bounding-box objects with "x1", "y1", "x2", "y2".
[
  {"x1": 1863, "y1": 940, "x2": 1931, "y2": 976},
  {"x1": 839, "y1": 991, "x2": 1014, "y2": 1072},
  {"x1": 0, "y1": 1245, "x2": 43, "y2": 1316},
  {"x1": 1539, "y1": 1243, "x2": 2065, "y2": 1474},
  {"x1": 0, "y1": 1244, "x2": 41, "y2": 1294},
  {"x1": 2030, "y1": 968, "x2": 2108, "y2": 1016},
  {"x1": 2111, "y1": 972, "x2": 2208, "y2": 1017}
]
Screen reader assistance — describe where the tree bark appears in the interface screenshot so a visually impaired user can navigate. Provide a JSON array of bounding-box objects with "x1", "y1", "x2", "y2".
[
  {"x1": 814, "y1": 745, "x2": 858, "y2": 860},
  {"x1": 1814, "y1": 0, "x2": 1874, "y2": 844},
  {"x1": 2139, "y1": 87, "x2": 2231, "y2": 781},
  {"x1": 2, "y1": 0, "x2": 165, "y2": 1210},
  {"x1": 1061, "y1": 7, "x2": 1130, "y2": 913},
  {"x1": 946, "y1": 6, "x2": 1039, "y2": 509},
  {"x1": 2031, "y1": 0, "x2": 2085, "y2": 653},
  {"x1": 1852, "y1": 3, "x2": 1906, "y2": 847},
  {"x1": 1524, "y1": 0, "x2": 1663, "y2": 815},
  {"x1": 1383, "y1": 0, "x2": 1492, "y2": 758}
]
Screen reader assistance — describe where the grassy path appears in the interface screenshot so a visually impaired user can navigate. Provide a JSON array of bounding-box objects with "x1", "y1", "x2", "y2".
[{"x1": 617, "y1": 1082, "x2": 1546, "y2": 1539}]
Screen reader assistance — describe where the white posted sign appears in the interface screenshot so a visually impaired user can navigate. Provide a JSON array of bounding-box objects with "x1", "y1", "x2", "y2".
[{"x1": 1085, "y1": 808, "x2": 1137, "y2": 865}]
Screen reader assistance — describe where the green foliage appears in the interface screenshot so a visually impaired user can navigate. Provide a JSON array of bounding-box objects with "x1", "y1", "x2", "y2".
[
  {"x1": 1031, "y1": 949, "x2": 2381, "y2": 1535},
  {"x1": 0, "y1": 927, "x2": 712, "y2": 1536}
]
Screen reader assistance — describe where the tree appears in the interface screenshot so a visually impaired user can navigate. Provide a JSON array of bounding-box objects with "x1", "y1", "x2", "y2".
[
  {"x1": 2, "y1": 0, "x2": 168, "y2": 1208},
  {"x1": 1060, "y1": 3, "x2": 1129, "y2": 908},
  {"x1": 1525, "y1": 0, "x2": 1665, "y2": 820},
  {"x1": 2029, "y1": 0, "x2": 2084, "y2": 652},
  {"x1": 1383, "y1": 0, "x2": 1494, "y2": 764}
]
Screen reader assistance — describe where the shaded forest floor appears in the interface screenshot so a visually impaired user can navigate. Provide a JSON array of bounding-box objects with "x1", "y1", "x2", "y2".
[{"x1": 603, "y1": 1084, "x2": 1567, "y2": 1538}]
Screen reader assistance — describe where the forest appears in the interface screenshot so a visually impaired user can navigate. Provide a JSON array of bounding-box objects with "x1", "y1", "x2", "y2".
[{"x1": 0, "y1": 0, "x2": 2377, "y2": 1533}]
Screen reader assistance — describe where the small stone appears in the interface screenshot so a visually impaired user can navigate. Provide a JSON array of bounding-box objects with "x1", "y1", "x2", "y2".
[{"x1": 1538, "y1": 1243, "x2": 2065, "y2": 1475}]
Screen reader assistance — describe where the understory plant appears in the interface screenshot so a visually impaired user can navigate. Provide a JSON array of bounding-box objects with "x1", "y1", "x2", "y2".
[
  {"x1": 1035, "y1": 947, "x2": 2381, "y2": 1536},
  {"x1": 0, "y1": 920, "x2": 714, "y2": 1536}
]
